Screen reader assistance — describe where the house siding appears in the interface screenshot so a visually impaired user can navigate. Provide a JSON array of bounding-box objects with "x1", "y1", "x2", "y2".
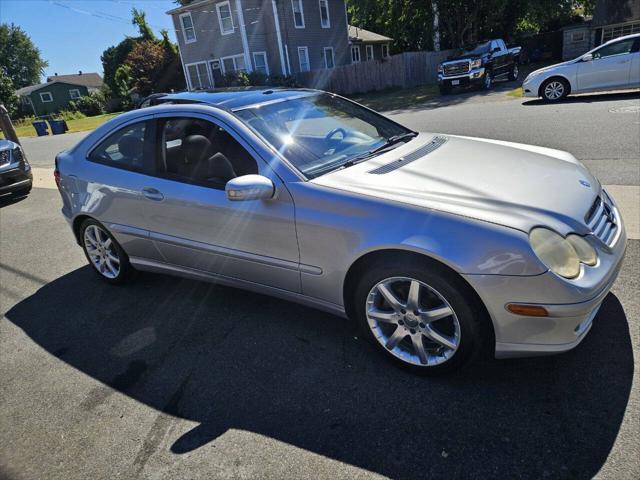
[
  {"x1": 22, "y1": 82, "x2": 89, "y2": 116},
  {"x1": 171, "y1": 0, "x2": 350, "y2": 87},
  {"x1": 562, "y1": 25, "x2": 594, "y2": 60},
  {"x1": 354, "y1": 42, "x2": 391, "y2": 62}
]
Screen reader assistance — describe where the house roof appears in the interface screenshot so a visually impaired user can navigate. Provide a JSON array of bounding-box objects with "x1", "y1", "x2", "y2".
[
  {"x1": 16, "y1": 80, "x2": 86, "y2": 96},
  {"x1": 348, "y1": 25, "x2": 393, "y2": 44},
  {"x1": 166, "y1": 0, "x2": 212, "y2": 14},
  {"x1": 46, "y1": 72, "x2": 103, "y2": 89},
  {"x1": 592, "y1": 0, "x2": 640, "y2": 27}
]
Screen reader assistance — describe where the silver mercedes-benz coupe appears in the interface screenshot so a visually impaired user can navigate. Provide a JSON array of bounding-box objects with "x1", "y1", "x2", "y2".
[{"x1": 55, "y1": 88, "x2": 626, "y2": 374}]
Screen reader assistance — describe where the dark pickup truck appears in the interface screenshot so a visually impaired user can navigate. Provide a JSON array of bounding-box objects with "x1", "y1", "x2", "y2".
[{"x1": 437, "y1": 39, "x2": 521, "y2": 94}]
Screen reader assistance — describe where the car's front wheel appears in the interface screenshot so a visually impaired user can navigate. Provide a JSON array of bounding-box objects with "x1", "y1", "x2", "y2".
[
  {"x1": 80, "y1": 219, "x2": 134, "y2": 284},
  {"x1": 354, "y1": 258, "x2": 486, "y2": 374},
  {"x1": 541, "y1": 78, "x2": 569, "y2": 102}
]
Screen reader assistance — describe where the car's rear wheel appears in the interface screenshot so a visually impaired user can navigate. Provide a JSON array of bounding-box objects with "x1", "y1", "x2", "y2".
[
  {"x1": 481, "y1": 71, "x2": 493, "y2": 90},
  {"x1": 541, "y1": 78, "x2": 569, "y2": 102},
  {"x1": 81, "y1": 219, "x2": 133, "y2": 284},
  {"x1": 353, "y1": 258, "x2": 486, "y2": 374},
  {"x1": 508, "y1": 64, "x2": 519, "y2": 81}
]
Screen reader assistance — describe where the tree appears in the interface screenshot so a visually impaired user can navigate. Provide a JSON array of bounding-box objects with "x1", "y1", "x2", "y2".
[
  {"x1": 0, "y1": 69, "x2": 18, "y2": 116},
  {"x1": 0, "y1": 23, "x2": 48, "y2": 89}
]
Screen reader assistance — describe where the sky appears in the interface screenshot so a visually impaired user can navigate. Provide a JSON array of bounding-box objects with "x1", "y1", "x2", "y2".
[{"x1": 1, "y1": 0, "x2": 178, "y2": 82}]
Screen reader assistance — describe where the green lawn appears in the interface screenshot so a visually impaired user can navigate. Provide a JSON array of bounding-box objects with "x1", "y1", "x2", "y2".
[
  {"x1": 1, "y1": 112, "x2": 121, "y2": 139},
  {"x1": 348, "y1": 85, "x2": 440, "y2": 112},
  {"x1": 506, "y1": 87, "x2": 523, "y2": 98}
]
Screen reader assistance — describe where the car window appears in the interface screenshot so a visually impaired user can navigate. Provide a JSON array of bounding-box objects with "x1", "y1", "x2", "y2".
[
  {"x1": 88, "y1": 122, "x2": 148, "y2": 172},
  {"x1": 593, "y1": 38, "x2": 635, "y2": 59},
  {"x1": 234, "y1": 93, "x2": 409, "y2": 179},
  {"x1": 156, "y1": 117, "x2": 258, "y2": 189}
]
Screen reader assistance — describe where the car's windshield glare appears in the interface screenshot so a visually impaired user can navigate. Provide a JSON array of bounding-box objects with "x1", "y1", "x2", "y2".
[{"x1": 234, "y1": 93, "x2": 409, "y2": 178}]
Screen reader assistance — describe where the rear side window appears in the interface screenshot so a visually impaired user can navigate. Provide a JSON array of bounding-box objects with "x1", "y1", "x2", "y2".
[
  {"x1": 593, "y1": 38, "x2": 635, "y2": 59},
  {"x1": 88, "y1": 122, "x2": 149, "y2": 172}
]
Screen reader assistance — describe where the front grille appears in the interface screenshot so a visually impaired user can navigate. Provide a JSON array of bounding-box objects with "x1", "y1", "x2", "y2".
[
  {"x1": 585, "y1": 193, "x2": 619, "y2": 246},
  {"x1": 368, "y1": 136, "x2": 448, "y2": 175},
  {"x1": 12, "y1": 147, "x2": 23, "y2": 164},
  {"x1": 443, "y1": 61, "x2": 470, "y2": 76}
]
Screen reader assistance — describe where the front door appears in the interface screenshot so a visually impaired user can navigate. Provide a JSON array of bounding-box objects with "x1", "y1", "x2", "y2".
[
  {"x1": 577, "y1": 37, "x2": 636, "y2": 91},
  {"x1": 134, "y1": 113, "x2": 301, "y2": 293},
  {"x1": 209, "y1": 60, "x2": 223, "y2": 87}
]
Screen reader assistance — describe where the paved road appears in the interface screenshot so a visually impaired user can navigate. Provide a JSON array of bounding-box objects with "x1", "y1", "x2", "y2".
[{"x1": 1, "y1": 90, "x2": 639, "y2": 480}]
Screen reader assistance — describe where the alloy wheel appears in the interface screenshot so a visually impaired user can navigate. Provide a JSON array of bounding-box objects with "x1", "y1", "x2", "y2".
[
  {"x1": 512, "y1": 65, "x2": 519, "y2": 79},
  {"x1": 83, "y1": 225, "x2": 121, "y2": 279},
  {"x1": 365, "y1": 276, "x2": 461, "y2": 366},
  {"x1": 484, "y1": 73, "x2": 492, "y2": 89},
  {"x1": 544, "y1": 81, "x2": 565, "y2": 100}
]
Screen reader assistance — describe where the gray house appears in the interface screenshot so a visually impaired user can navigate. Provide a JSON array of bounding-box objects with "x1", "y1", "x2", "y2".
[
  {"x1": 168, "y1": 0, "x2": 375, "y2": 89},
  {"x1": 348, "y1": 25, "x2": 392, "y2": 62}
]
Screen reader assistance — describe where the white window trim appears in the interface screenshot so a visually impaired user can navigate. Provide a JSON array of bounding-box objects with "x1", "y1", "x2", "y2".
[
  {"x1": 382, "y1": 44, "x2": 390, "y2": 57},
  {"x1": 252, "y1": 51, "x2": 269, "y2": 75},
  {"x1": 323, "y1": 47, "x2": 334, "y2": 69},
  {"x1": 351, "y1": 45, "x2": 361, "y2": 63},
  {"x1": 39, "y1": 92, "x2": 53, "y2": 103},
  {"x1": 179, "y1": 12, "x2": 197, "y2": 44},
  {"x1": 185, "y1": 61, "x2": 211, "y2": 90},
  {"x1": 318, "y1": 0, "x2": 330, "y2": 28},
  {"x1": 220, "y1": 54, "x2": 247, "y2": 73},
  {"x1": 23, "y1": 96, "x2": 32, "y2": 105},
  {"x1": 298, "y1": 46, "x2": 310, "y2": 72},
  {"x1": 69, "y1": 89, "x2": 81, "y2": 99},
  {"x1": 216, "y1": 1, "x2": 235, "y2": 35},
  {"x1": 291, "y1": 0, "x2": 305, "y2": 29},
  {"x1": 366, "y1": 44, "x2": 374, "y2": 61}
]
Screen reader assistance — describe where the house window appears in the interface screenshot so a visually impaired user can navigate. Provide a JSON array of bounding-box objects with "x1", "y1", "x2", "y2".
[
  {"x1": 382, "y1": 44, "x2": 390, "y2": 57},
  {"x1": 351, "y1": 45, "x2": 361, "y2": 63},
  {"x1": 69, "y1": 89, "x2": 81, "y2": 99},
  {"x1": 39, "y1": 92, "x2": 53, "y2": 103},
  {"x1": 186, "y1": 62, "x2": 212, "y2": 90},
  {"x1": 298, "y1": 46, "x2": 310, "y2": 72},
  {"x1": 180, "y1": 12, "x2": 196, "y2": 43},
  {"x1": 571, "y1": 31, "x2": 585, "y2": 42},
  {"x1": 216, "y1": 1, "x2": 235, "y2": 35},
  {"x1": 366, "y1": 45, "x2": 374, "y2": 61},
  {"x1": 222, "y1": 54, "x2": 247, "y2": 73},
  {"x1": 602, "y1": 21, "x2": 640, "y2": 43},
  {"x1": 23, "y1": 96, "x2": 32, "y2": 105},
  {"x1": 291, "y1": 0, "x2": 305, "y2": 28},
  {"x1": 323, "y1": 47, "x2": 335, "y2": 68},
  {"x1": 253, "y1": 52, "x2": 269, "y2": 75},
  {"x1": 319, "y1": 0, "x2": 330, "y2": 28}
]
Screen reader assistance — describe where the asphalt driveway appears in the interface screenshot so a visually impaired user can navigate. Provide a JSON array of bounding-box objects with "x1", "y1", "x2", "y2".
[{"x1": 1, "y1": 89, "x2": 639, "y2": 479}]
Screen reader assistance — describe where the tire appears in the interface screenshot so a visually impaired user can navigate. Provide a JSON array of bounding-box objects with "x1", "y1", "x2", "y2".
[
  {"x1": 481, "y1": 71, "x2": 493, "y2": 90},
  {"x1": 80, "y1": 218, "x2": 134, "y2": 285},
  {"x1": 540, "y1": 77, "x2": 569, "y2": 102},
  {"x1": 439, "y1": 85, "x2": 451, "y2": 95},
  {"x1": 508, "y1": 63, "x2": 519, "y2": 81},
  {"x1": 353, "y1": 257, "x2": 488, "y2": 375}
]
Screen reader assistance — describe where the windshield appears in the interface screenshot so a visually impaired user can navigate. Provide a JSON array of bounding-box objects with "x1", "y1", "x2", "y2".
[
  {"x1": 461, "y1": 41, "x2": 491, "y2": 56},
  {"x1": 234, "y1": 93, "x2": 411, "y2": 178}
]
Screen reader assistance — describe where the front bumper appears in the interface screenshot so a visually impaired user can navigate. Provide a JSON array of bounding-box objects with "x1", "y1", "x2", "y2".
[
  {"x1": 0, "y1": 166, "x2": 33, "y2": 195},
  {"x1": 522, "y1": 74, "x2": 544, "y2": 97},
  {"x1": 438, "y1": 68, "x2": 486, "y2": 88},
  {"x1": 463, "y1": 218, "x2": 627, "y2": 358}
]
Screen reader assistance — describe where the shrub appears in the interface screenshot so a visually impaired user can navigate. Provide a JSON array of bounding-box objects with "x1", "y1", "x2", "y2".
[
  {"x1": 69, "y1": 91, "x2": 106, "y2": 116},
  {"x1": 265, "y1": 75, "x2": 298, "y2": 88}
]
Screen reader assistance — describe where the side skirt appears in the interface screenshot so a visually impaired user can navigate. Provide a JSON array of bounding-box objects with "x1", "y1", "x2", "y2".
[{"x1": 129, "y1": 257, "x2": 348, "y2": 319}]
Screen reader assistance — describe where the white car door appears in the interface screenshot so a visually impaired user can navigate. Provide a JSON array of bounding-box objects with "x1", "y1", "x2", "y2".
[
  {"x1": 629, "y1": 40, "x2": 640, "y2": 88},
  {"x1": 577, "y1": 37, "x2": 636, "y2": 91}
]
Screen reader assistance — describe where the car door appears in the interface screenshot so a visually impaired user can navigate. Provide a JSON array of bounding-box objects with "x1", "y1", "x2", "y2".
[
  {"x1": 629, "y1": 38, "x2": 640, "y2": 88},
  {"x1": 577, "y1": 37, "x2": 636, "y2": 91},
  {"x1": 83, "y1": 116, "x2": 164, "y2": 262},
  {"x1": 133, "y1": 112, "x2": 301, "y2": 293}
]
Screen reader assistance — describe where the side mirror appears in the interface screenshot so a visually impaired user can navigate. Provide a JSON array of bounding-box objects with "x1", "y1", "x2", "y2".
[
  {"x1": 225, "y1": 174, "x2": 275, "y2": 201},
  {"x1": 582, "y1": 53, "x2": 593, "y2": 62}
]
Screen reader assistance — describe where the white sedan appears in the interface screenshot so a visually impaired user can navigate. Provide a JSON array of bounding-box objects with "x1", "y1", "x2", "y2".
[{"x1": 523, "y1": 33, "x2": 640, "y2": 101}]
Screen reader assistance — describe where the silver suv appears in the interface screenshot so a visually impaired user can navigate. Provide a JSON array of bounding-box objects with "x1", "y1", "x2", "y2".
[{"x1": 55, "y1": 88, "x2": 626, "y2": 374}]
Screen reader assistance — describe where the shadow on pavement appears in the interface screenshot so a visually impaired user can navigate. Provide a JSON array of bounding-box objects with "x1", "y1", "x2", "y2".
[
  {"x1": 6, "y1": 266, "x2": 634, "y2": 478},
  {"x1": 522, "y1": 90, "x2": 640, "y2": 107}
]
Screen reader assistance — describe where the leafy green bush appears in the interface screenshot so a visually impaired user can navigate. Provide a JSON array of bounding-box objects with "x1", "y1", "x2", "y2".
[
  {"x1": 69, "y1": 91, "x2": 106, "y2": 116},
  {"x1": 57, "y1": 110, "x2": 86, "y2": 121},
  {"x1": 265, "y1": 75, "x2": 298, "y2": 88}
]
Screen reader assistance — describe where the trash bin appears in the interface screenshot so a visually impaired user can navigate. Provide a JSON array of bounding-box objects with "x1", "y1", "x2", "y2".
[
  {"x1": 32, "y1": 121, "x2": 49, "y2": 136},
  {"x1": 48, "y1": 119, "x2": 68, "y2": 135}
]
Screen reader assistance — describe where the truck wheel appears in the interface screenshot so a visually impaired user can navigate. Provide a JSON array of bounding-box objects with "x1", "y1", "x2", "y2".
[
  {"x1": 508, "y1": 64, "x2": 519, "y2": 81},
  {"x1": 481, "y1": 72, "x2": 493, "y2": 90}
]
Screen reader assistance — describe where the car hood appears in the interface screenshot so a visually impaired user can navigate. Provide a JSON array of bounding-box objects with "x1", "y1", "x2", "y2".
[
  {"x1": 528, "y1": 59, "x2": 576, "y2": 77},
  {"x1": 311, "y1": 133, "x2": 599, "y2": 235}
]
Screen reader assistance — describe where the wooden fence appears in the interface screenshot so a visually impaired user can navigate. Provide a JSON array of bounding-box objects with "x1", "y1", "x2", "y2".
[{"x1": 295, "y1": 50, "x2": 454, "y2": 95}]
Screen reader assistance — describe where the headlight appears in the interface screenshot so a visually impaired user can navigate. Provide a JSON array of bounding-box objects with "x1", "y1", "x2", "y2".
[
  {"x1": 529, "y1": 227, "x2": 598, "y2": 279},
  {"x1": 438, "y1": 64, "x2": 443, "y2": 73},
  {"x1": 566, "y1": 234, "x2": 597, "y2": 266},
  {"x1": 470, "y1": 59, "x2": 482, "y2": 69}
]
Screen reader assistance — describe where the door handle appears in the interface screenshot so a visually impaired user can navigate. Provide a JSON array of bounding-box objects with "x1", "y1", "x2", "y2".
[{"x1": 142, "y1": 187, "x2": 164, "y2": 201}]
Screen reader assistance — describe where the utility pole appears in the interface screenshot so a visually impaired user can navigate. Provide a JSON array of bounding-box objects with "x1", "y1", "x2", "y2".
[{"x1": 0, "y1": 104, "x2": 21, "y2": 146}]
